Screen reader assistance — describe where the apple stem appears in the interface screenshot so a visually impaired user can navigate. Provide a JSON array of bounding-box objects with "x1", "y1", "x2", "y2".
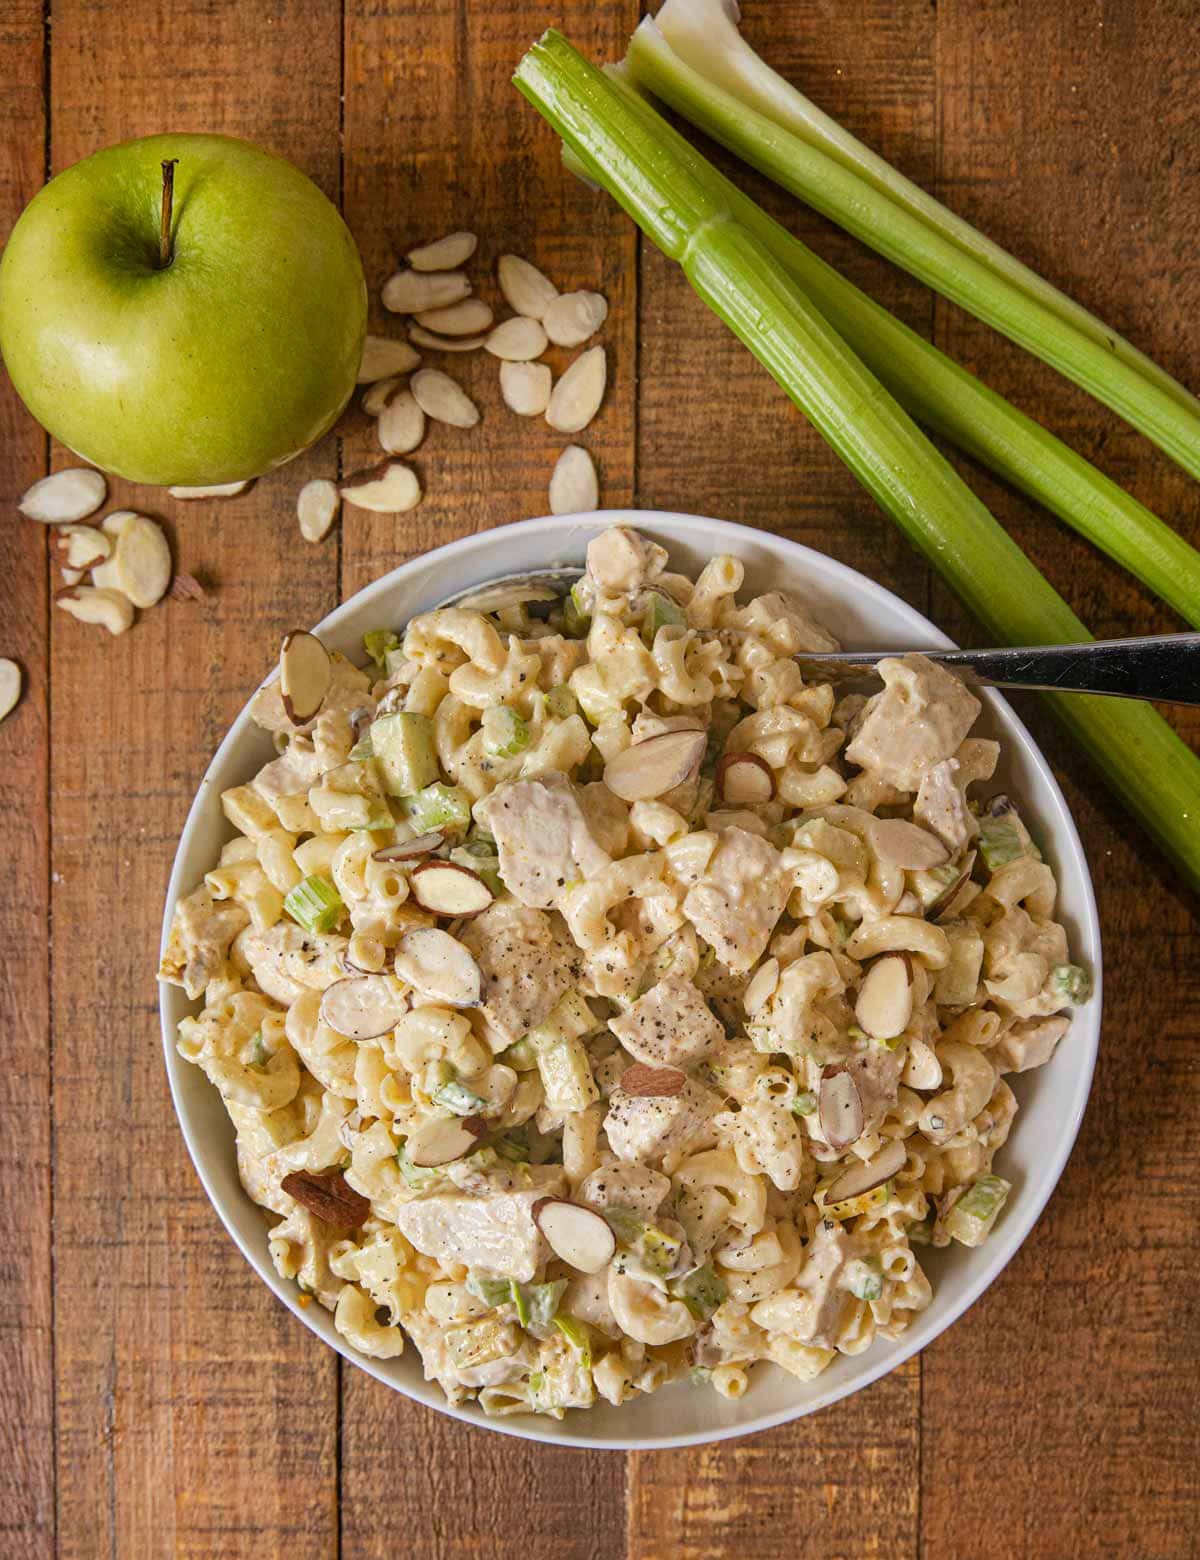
[{"x1": 159, "y1": 159, "x2": 179, "y2": 268}]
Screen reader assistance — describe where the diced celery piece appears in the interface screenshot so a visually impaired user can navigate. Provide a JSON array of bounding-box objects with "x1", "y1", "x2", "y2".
[
  {"x1": 907, "y1": 1215, "x2": 934, "y2": 1247},
  {"x1": 911, "y1": 860, "x2": 962, "y2": 907},
  {"x1": 483, "y1": 704, "x2": 531, "y2": 759},
  {"x1": 1050, "y1": 962, "x2": 1092, "y2": 1002},
  {"x1": 670, "y1": 1263, "x2": 727, "y2": 1321},
  {"x1": 493, "y1": 1129, "x2": 530, "y2": 1162},
  {"x1": 845, "y1": 1256, "x2": 883, "y2": 1302},
  {"x1": 246, "y1": 1032, "x2": 268, "y2": 1069},
  {"x1": 553, "y1": 1313, "x2": 592, "y2": 1367},
  {"x1": 640, "y1": 1225, "x2": 683, "y2": 1278},
  {"x1": 527, "y1": 990, "x2": 599, "y2": 1112},
  {"x1": 640, "y1": 589, "x2": 686, "y2": 647},
  {"x1": 403, "y1": 782, "x2": 472, "y2": 836},
  {"x1": 499, "y1": 1037, "x2": 539, "y2": 1072},
  {"x1": 363, "y1": 629, "x2": 400, "y2": 672},
  {"x1": 509, "y1": 1279, "x2": 530, "y2": 1327},
  {"x1": 372, "y1": 712, "x2": 439, "y2": 797},
  {"x1": 467, "y1": 1270, "x2": 514, "y2": 1307},
  {"x1": 515, "y1": 1278, "x2": 568, "y2": 1335},
  {"x1": 283, "y1": 874, "x2": 343, "y2": 933},
  {"x1": 433, "y1": 1079, "x2": 488, "y2": 1116},
  {"x1": 978, "y1": 800, "x2": 1041, "y2": 871},
  {"x1": 450, "y1": 841, "x2": 504, "y2": 896},
  {"x1": 562, "y1": 582, "x2": 590, "y2": 638},
  {"x1": 944, "y1": 1174, "x2": 1011, "y2": 1247},
  {"x1": 606, "y1": 1208, "x2": 683, "y2": 1280},
  {"x1": 689, "y1": 1366, "x2": 713, "y2": 1387},
  {"x1": 544, "y1": 685, "x2": 579, "y2": 720},
  {"x1": 397, "y1": 1144, "x2": 442, "y2": 1189},
  {"x1": 791, "y1": 1090, "x2": 817, "y2": 1117},
  {"x1": 601, "y1": 1206, "x2": 644, "y2": 1245}
]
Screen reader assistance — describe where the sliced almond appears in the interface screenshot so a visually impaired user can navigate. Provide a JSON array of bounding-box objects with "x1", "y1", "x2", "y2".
[
  {"x1": 534, "y1": 1199, "x2": 616, "y2": 1273},
  {"x1": 362, "y1": 375, "x2": 405, "y2": 416},
  {"x1": 407, "y1": 325, "x2": 489, "y2": 353},
  {"x1": 548, "y1": 444, "x2": 599, "y2": 515},
  {"x1": 169, "y1": 572, "x2": 208, "y2": 603},
  {"x1": 499, "y1": 360, "x2": 553, "y2": 417},
  {"x1": 410, "y1": 369, "x2": 480, "y2": 429},
  {"x1": 823, "y1": 1138, "x2": 906, "y2": 1206},
  {"x1": 372, "y1": 832, "x2": 446, "y2": 862},
  {"x1": 0, "y1": 659, "x2": 22, "y2": 723},
  {"x1": 855, "y1": 954, "x2": 913, "y2": 1041},
  {"x1": 542, "y1": 289, "x2": 608, "y2": 348},
  {"x1": 931, "y1": 853, "x2": 978, "y2": 922},
  {"x1": 377, "y1": 390, "x2": 426, "y2": 456},
  {"x1": 866, "y1": 817, "x2": 950, "y2": 870},
  {"x1": 405, "y1": 1114, "x2": 486, "y2": 1168},
  {"x1": 393, "y1": 927, "x2": 483, "y2": 1007},
  {"x1": 743, "y1": 957, "x2": 780, "y2": 1017},
  {"x1": 56, "y1": 586, "x2": 134, "y2": 635},
  {"x1": 280, "y1": 1168, "x2": 370, "y2": 1232},
  {"x1": 279, "y1": 629, "x2": 331, "y2": 724},
  {"x1": 381, "y1": 268, "x2": 471, "y2": 316},
  {"x1": 169, "y1": 481, "x2": 250, "y2": 499},
  {"x1": 497, "y1": 254, "x2": 559, "y2": 319},
  {"x1": 546, "y1": 345, "x2": 606, "y2": 434},
  {"x1": 408, "y1": 231, "x2": 477, "y2": 272},
  {"x1": 415, "y1": 298, "x2": 494, "y2": 337},
  {"x1": 819, "y1": 1065, "x2": 864, "y2": 1151},
  {"x1": 357, "y1": 334, "x2": 422, "y2": 383},
  {"x1": 105, "y1": 512, "x2": 172, "y2": 608},
  {"x1": 99, "y1": 510, "x2": 139, "y2": 537},
  {"x1": 297, "y1": 479, "x2": 341, "y2": 544},
  {"x1": 319, "y1": 973, "x2": 409, "y2": 1041},
  {"x1": 620, "y1": 1064, "x2": 687, "y2": 1098},
  {"x1": 716, "y1": 752, "x2": 774, "y2": 804},
  {"x1": 603, "y1": 729, "x2": 706, "y2": 802},
  {"x1": 60, "y1": 567, "x2": 85, "y2": 586},
  {"x1": 484, "y1": 316, "x2": 549, "y2": 362},
  {"x1": 454, "y1": 582, "x2": 559, "y2": 612},
  {"x1": 19, "y1": 468, "x2": 106, "y2": 523},
  {"x1": 410, "y1": 861, "x2": 495, "y2": 917},
  {"x1": 50, "y1": 524, "x2": 111, "y2": 571},
  {"x1": 340, "y1": 461, "x2": 422, "y2": 513}
]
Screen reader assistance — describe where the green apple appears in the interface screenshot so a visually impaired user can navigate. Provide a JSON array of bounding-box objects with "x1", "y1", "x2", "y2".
[{"x1": 0, "y1": 133, "x2": 366, "y2": 486}]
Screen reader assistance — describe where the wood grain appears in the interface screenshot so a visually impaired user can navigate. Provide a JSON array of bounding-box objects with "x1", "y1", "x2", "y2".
[
  {"x1": 0, "y1": 4, "x2": 52, "y2": 1558},
  {"x1": 45, "y1": 1, "x2": 343, "y2": 1555}
]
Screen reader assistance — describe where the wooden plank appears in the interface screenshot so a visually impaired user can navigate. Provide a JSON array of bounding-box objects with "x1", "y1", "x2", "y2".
[
  {"x1": 0, "y1": 4, "x2": 52, "y2": 1557},
  {"x1": 336, "y1": 2, "x2": 636, "y2": 1552},
  {"x1": 629, "y1": 3, "x2": 934, "y2": 1554},
  {"x1": 923, "y1": 3, "x2": 1200, "y2": 1555},
  {"x1": 46, "y1": 2, "x2": 344, "y2": 1555}
]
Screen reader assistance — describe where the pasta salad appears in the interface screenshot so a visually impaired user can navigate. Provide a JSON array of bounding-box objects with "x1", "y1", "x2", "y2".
[{"x1": 161, "y1": 524, "x2": 1091, "y2": 1419}]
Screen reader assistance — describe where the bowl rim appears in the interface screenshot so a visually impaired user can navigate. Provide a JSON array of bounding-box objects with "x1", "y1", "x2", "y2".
[{"x1": 159, "y1": 508, "x2": 1102, "y2": 1450}]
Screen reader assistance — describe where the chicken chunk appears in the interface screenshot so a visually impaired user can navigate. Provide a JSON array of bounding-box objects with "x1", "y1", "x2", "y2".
[
  {"x1": 609, "y1": 975, "x2": 724, "y2": 1069},
  {"x1": 682, "y1": 827, "x2": 790, "y2": 973},
  {"x1": 586, "y1": 525, "x2": 668, "y2": 593},
  {"x1": 460, "y1": 902, "x2": 577, "y2": 1048},
  {"x1": 159, "y1": 885, "x2": 249, "y2": 1000},
  {"x1": 579, "y1": 1164, "x2": 671, "y2": 1221},
  {"x1": 603, "y1": 1077, "x2": 720, "y2": 1167},
  {"x1": 234, "y1": 922, "x2": 348, "y2": 1007},
  {"x1": 393, "y1": 1188, "x2": 549, "y2": 1283},
  {"x1": 845, "y1": 654, "x2": 981, "y2": 792},
  {"x1": 751, "y1": 1219, "x2": 851, "y2": 1348},
  {"x1": 475, "y1": 772, "x2": 611, "y2": 909}
]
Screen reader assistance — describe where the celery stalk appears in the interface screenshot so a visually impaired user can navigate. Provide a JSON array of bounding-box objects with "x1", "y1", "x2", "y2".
[
  {"x1": 513, "y1": 30, "x2": 1200, "y2": 893},
  {"x1": 563, "y1": 67, "x2": 1200, "y2": 629},
  {"x1": 627, "y1": 17, "x2": 1200, "y2": 485}
]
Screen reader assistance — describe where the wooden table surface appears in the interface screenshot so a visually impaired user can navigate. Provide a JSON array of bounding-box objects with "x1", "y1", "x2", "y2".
[{"x1": 3, "y1": 1, "x2": 1199, "y2": 1556}]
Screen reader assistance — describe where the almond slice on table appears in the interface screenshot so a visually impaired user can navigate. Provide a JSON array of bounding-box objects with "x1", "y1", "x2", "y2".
[
  {"x1": 297, "y1": 479, "x2": 341, "y2": 543},
  {"x1": 497, "y1": 253, "x2": 559, "y2": 319},
  {"x1": 408, "y1": 231, "x2": 477, "y2": 272},
  {"x1": 50, "y1": 524, "x2": 111, "y2": 571},
  {"x1": 415, "y1": 298, "x2": 494, "y2": 337},
  {"x1": 169, "y1": 572, "x2": 208, "y2": 603},
  {"x1": 499, "y1": 360, "x2": 552, "y2": 417},
  {"x1": 362, "y1": 374, "x2": 405, "y2": 416},
  {"x1": 865, "y1": 816, "x2": 950, "y2": 870},
  {"x1": 341, "y1": 461, "x2": 422, "y2": 513},
  {"x1": 542, "y1": 289, "x2": 608, "y2": 348},
  {"x1": 0, "y1": 659, "x2": 23, "y2": 724},
  {"x1": 546, "y1": 345, "x2": 606, "y2": 434},
  {"x1": 279, "y1": 629, "x2": 332, "y2": 723},
  {"x1": 484, "y1": 316, "x2": 549, "y2": 362},
  {"x1": 855, "y1": 954, "x2": 913, "y2": 1041},
  {"x1": 548, "y1": 445, "x2": 599, "y2": 515},
  {"x1": 60, "y1": 568, "x2": 85, "y2": 586},
  {"x1": 603, "y1": 729, "x2": 706, "y2": 802},
  {"x1": 357, "y1": 334, "x2": 422, "y2": 383},
  {"x1": 372, "y1": 832, "x2": 446, "y2": 862},
  {"x1": 98, "y1": 512, "x2": 172, "y2": 608},
  {"x1": 407, "y1": 325, "x2": 489, "y2": 354},
  {"x1": 410, "y1": 861, "x2": 495, "y2": 917},
  {"x1": 823, "y1": 1137, "x2": 906, "y2": 1206},
  {"x1": 19, "y1": 467, "x2": 106, "y2": 523},
  {"x1": 393, "y1": 927, "x2": 483, "y2": 1007},
  {"x1": 56, "y1": 586, "x2": 134, "y2": 636},
  {"x1": 280, "y1": 1168, "x2": 370, "y2": 1233},
  {"x1": 319, "y1": 973, "x2": 409, "y2": 1040},
  {"x1": 620, "y1": 1064, "x2": 688, "y2": 1098},
  {"x1": 716, "y1": 751, "x2": 774, "y2": 804},
  {"x1": 99, "y1": 510, "x2": 138, "y2": 537},
  {"x1": 819, "y1": 1065, "x2": 864, "y2": 1151},
  {"x1": 382, "y1": 268, "x2": 471, "y2": 315},
  {"x1": 405, "y1": 1114, "x2": 487, "y2": 1168},
  {"x1": 377, "y1": 390, "x2": 426, "y2": 456},
  {"x1": 410, "y1": 369, "x2": 480, "y2": 429},
  {"x1": 534, "y1": 1199, "x2": 616, "y2": 1273},
  {"x1": 169, "y1": 480, "x2": 250, "y2": 499}
]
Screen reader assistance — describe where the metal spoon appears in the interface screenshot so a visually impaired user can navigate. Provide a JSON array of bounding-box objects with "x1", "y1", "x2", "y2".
[{"x1": 441, "y1": 569, "x2": 1200, "y2": 706}]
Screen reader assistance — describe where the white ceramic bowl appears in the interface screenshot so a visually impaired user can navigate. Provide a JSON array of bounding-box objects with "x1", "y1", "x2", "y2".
[{"x1": 159, "y1": 510, "x2": 1101, "y2": 1450}]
